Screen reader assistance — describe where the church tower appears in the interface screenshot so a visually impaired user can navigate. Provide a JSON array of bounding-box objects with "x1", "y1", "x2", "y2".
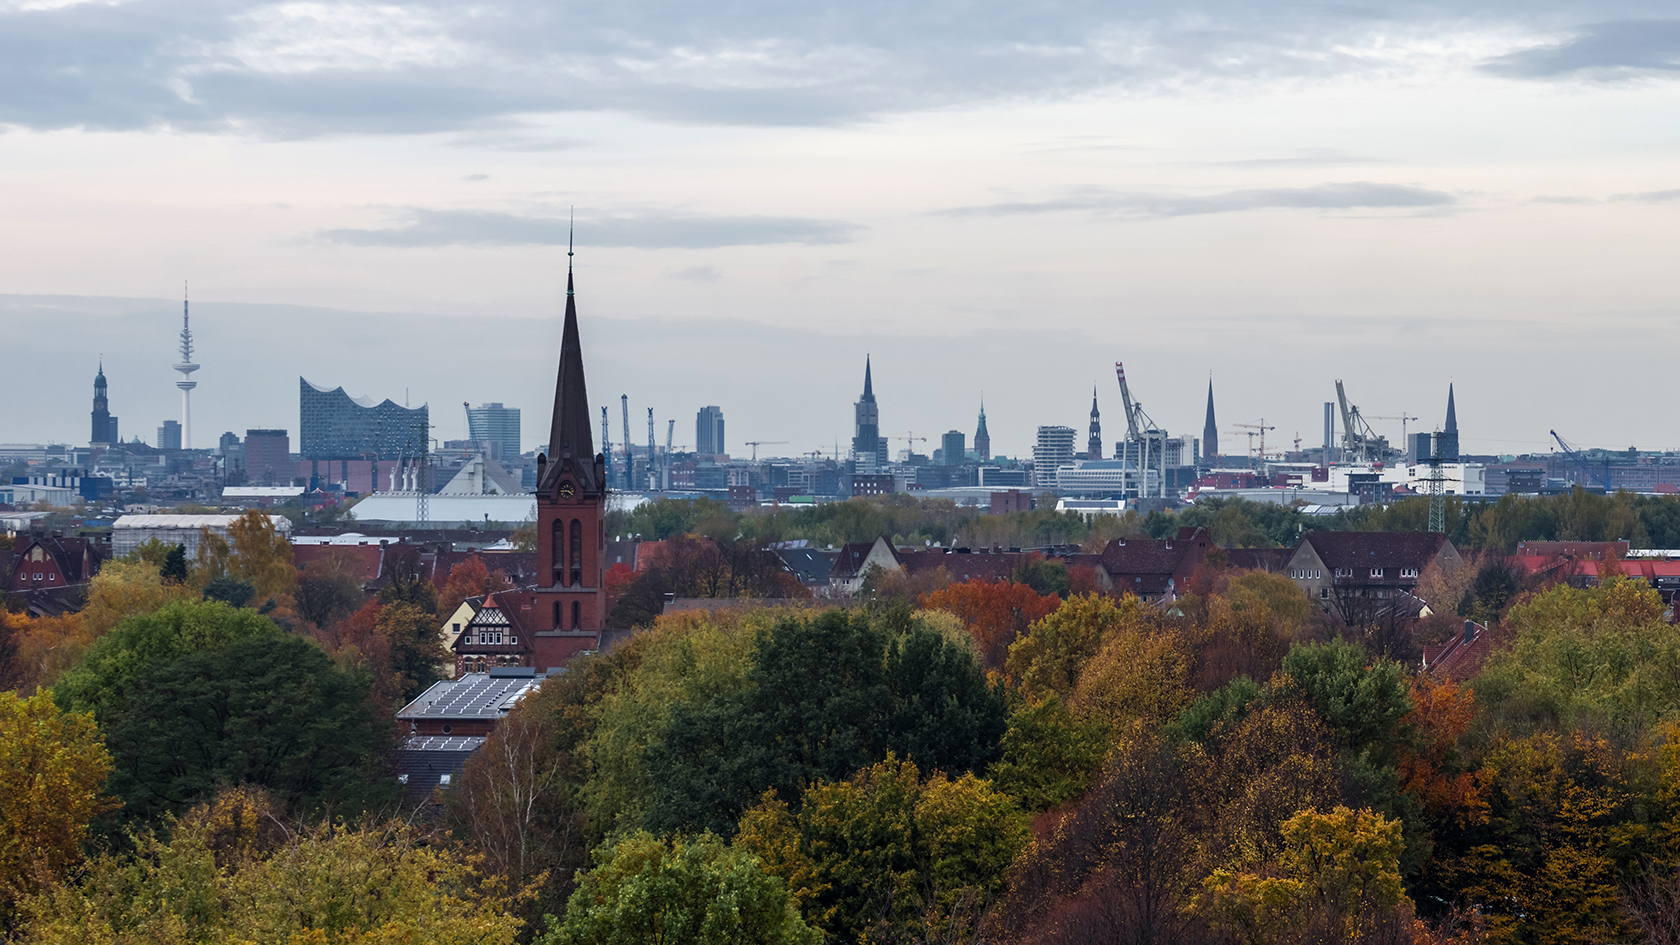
[
  {"x1": 531, "y1": 246, "x2": 608, "y2": 668},
  {"x1": 974, "y1": 399, "x2": 990, "y2": 462},
  {"x1": 852, "y1": 357, "x2": 884, "y2": 470},
  {"x1": 1202, "y1": 378, "x2": 1218, "y2": 463},
  {"x1": 1086, "y1": 387, "x2": 1103, "y2": 460},
  {"x1": 91, "y1": 361, "x2": 118, "y2": 447}
]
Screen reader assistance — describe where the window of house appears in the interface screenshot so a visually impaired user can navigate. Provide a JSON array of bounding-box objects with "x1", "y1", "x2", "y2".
[
  {"x1": 1401, "y1": 568, "x2": 1419, "y2": 578},
  {"x1": 1370, "y1": 568, "x2": 1384, "y2": 578},
  {"x1": 1334, "y1": 568, "x2": 1352, "y2": 578},
  {"x1": 1320, "y1": 588, "x2": 1329, "y2": 599}
]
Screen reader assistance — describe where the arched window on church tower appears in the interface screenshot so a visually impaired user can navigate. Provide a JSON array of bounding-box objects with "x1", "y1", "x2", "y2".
[
  {"x1": 569, "y1": 519, "x2": 583, "y2": 587},
  {"x1": 551, "y1": 519, "x2": 565, "y2": 585}
]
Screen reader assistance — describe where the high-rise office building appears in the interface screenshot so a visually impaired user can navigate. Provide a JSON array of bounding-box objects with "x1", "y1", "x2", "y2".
[
  {"x1": 467, "y1": 402, "x2": 521, "y2": 458},
  {"x1": 852, "y1": 357, "x2": 886, "y2": 469},
  {"x1": 299, "y1": 378, "x2": 429, "y2": 460},
  {"x1": 941, "y1": 430, "x2": 965, "y2": 466},
  {"x1": 90, "y1": 362, "x2": 118, "y2": 447},
  {"x1": 245, "y1": 429, "x2": 291, "y2": 485},
  {"x1": 1033, "y1": 425, "x2": 1076, "y2": 488},
  {"x1": 974, "y1": 400, "x2": 990, "y2": 462},
  {"x1": 696, "y1": 405, "x2": 725, "y2": 456},
  {"x1": 158, "y1": 420, "x2": 182, "y2": 451}
]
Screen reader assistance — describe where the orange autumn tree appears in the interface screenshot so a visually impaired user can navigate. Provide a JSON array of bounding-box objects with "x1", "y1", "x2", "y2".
[
  {"x1": 919, "y1": 579, "x2": 1061, "y2": 671},
  {"x1": 440, "y1": 555, "x2": 515, "y2": 616},
  {"x1": 1398, "y1": 674, "x2": 1487, "y2": 829}
]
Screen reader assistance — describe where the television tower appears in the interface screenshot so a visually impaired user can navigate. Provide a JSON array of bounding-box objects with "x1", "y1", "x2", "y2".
[{"x1": 173, "y1": 283, "x2": 200, "y2": 449}]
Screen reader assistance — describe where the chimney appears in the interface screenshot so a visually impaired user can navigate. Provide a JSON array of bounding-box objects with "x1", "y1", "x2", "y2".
[{"x1": 1463, "y1": 620, "x2": 1475, "y2": 643}]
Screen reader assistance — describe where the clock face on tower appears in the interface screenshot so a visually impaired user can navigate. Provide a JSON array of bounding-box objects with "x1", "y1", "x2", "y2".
[{"x1": 559, "y1": 481, "x2": 576, "y2": 499}]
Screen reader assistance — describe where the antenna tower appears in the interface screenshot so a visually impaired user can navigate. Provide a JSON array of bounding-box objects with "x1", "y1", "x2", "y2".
[{"x1": 173, "y1": 282, "x2": 200, "y2": 449}]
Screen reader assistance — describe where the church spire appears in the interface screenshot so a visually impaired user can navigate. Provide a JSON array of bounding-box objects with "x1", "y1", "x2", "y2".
[
  {"x1": 1203, "y1": 377, "x2": 1219, "y2": 461},
  {"x1": 1444, "y1": 383, "x2": 1457, "y2": 435},
  {"x1": 542, "y1": 236, "x2": 599, "y2": 493},
  {"x1": 862, "y1": 355, "x2": 875, "y2": 402}
]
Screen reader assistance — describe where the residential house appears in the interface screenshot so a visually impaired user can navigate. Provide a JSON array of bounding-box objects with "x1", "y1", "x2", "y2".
[
  {"x1": 1285, "y1": 531, "x2": 1462, "y2": 605},
  {"x1": 1084, "y1": 527, "x2": 1216, "y2": 602}
]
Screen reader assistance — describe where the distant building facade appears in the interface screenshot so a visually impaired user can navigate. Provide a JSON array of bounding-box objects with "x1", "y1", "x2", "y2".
[
  {"x1": 1033, "y1": 425, "x2": 1077, "y2": 488},
  {"x1": 941, "y1": 430, "x2": 965, "y2": 465},
  {"x1": 157, "y1": 420, "x2": 182, "y2": 451},
  {"x1": 696, "y1": 405, "x2": 725, "y2": 456},
  {"x1": 299, "y1": 378, "x2": 429, "y2": 460},
  {"x1": 245, "y1": 429, "x2": 292, "y2": 485},
  {"x1": 466, "y1": 403, "x2": 521, "y2": 459}
]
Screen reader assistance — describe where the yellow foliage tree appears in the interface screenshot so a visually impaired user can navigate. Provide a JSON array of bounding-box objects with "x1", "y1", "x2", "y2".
[
  {"x1": 0, "y1": 690, "x2": 117, "y2": 926},
  {"x1": 1193, "y1": 806, "x2": 1409, "y2": 944},
  {"x1": 1006, "y1": 592, "x2": 1153, "y2": 699}
]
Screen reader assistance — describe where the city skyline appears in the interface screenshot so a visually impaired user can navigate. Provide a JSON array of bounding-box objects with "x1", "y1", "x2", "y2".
[
  {"x1": 1, "y1": 0, "x2": 1676, "y2": 460},
  {"x1": 3, "y1": 286, "x2": 1671, "y2": 462}
]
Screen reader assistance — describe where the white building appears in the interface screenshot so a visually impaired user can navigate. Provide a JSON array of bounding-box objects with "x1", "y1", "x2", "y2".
[
  {"x1": 1054, "y1": 460, "x2": 1140, "y2": 498},
  {"x1": 0, "y1": 483, "x2": 77, "y2": 507},
  {"x1": 1033, "y1": 426, "x2": 1077, "y2": 488},
  {"x1": 113, "y1": 513, "x2": 293, "y2": 557}
]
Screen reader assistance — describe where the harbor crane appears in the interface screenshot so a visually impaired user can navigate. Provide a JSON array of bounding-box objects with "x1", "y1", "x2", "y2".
[
  {"x1": 1550, "y1": 430, "x2": 1610, "y2": 490},
  {"x1": 1334, "y1": 380, "x2": 1387, "y2": 463},
  {"x1": 1114, "y1": 361, "x2": 1169, "y2": 498},
  {"x1": 1366, "y1": 413, "x2": 1419, "y2": 448}
]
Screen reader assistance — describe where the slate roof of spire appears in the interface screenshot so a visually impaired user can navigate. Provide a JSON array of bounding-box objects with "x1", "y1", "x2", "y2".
[
  {"x1": 1445, "y1": 383, "x2": 1458, "y2": 435},
  {"x1": 542, "y1": 262, "x2": 599, "y2": 493}
]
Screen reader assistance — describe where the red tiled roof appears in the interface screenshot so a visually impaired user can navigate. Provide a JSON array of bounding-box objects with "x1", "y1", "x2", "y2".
[
  {"x1": 292, "y1": 544, "x2": 386, "y2": 582},
  {"x1": 1424, "y1": 621, "x2": 1506, "y2": 682}
]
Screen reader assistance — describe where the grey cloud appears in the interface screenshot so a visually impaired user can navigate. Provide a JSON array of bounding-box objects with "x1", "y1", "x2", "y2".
[
  {"x1": 1534, "y1": 195, "x2": 1597, "y2": 204},
  {"x1": 1610, "y1": 189, "x2": 1680, "y2": 202},
  {"x1": 320, "y1": 209, "x2": 861, "y2": 248},
  {"x1": 941, "y1": 182, "x2": 1455, "y2": 219},
  {"x1": 668, "y1": 266, "x2": 722, "y2": 283},
  {"x1": 1483, "y1": 19, "x2": 1680, "y2": 77},
  {"x1": 5, "y1": 0, "x2": 1678, "y2": 136}
]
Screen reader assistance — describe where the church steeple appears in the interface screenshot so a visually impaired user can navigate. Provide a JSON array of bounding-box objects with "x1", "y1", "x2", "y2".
[
  {"x1": 541, "y1": 236, "x2": 600, "y2": 494},
  {"x1": 1087, "y1": 386, "x2": 1103, "y2": 460},
  {"x1": 862, "y1": 356, "x2": 875, "y2": 402},
  {"x1": 974, "y1": 397, "x2": 991, "y2": 462},
  {"x1": 1202, "y1": 378, "x2": 1219, "y2": 462}
]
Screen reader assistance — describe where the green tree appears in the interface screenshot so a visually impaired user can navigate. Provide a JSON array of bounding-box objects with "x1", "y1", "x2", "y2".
[
  {"x1": 637, "y1": 609, "x2": 1007, "y2": 837},
  {"x1": 375, "y1": 601, "x2": 446, "y2": 702},
  {"x1": 541, "y1": 831, "x2": 818, "y2": 945},
  {"x1": 55, "y1": 600, "x2": 278, "y2": 722},
  {"x1": 159, "y1": 545, "x2": 188, "y2": 584},
  {"x1": 735, "y1": 756, "x2": 1026, "y2": 944},
  {"x1": 988, "y1": 695, "x2": 1108, "y2": 811},
  {"x1": 1473, "y1": 577, "x2": 1680, "y2": 737},
  {"x1": 58, "y1": 608, "x2": 394, "y2": 826}
]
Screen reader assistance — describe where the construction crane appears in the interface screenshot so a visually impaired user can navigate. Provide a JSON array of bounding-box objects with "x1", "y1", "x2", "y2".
[
  {"x1": 745, "y1": 440, "x2": 788, "y2": 461},
  {"x1": 1366, "y1": 413, "x2": 1419, "y2": 449},
  {"x1": 1550, "y1": 430, "x2": 1610, "y2": 490},
  {"x1": 665, "y1": 420, "x2": 675, "y2": 490},
  {"x1": 620, "y1": 395, "x2": 633, "y2": 491},
  {"x1": 1233, "y1": 420, "x2": 1276, "y2": 461}
]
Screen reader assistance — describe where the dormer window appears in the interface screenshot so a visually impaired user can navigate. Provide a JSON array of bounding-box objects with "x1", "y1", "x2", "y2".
[
  {"x1": 1370, "y1": 568, "x2": 1384, "y2": 578},
  {"x1": 1401, "y1": 567, "x2": 1419, "y2": 578}
]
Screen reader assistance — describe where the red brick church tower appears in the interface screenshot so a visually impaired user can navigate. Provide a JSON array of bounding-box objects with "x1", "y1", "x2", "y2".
[{"x1": 530, "y1": 249, "x2": 608, "y2": 668}]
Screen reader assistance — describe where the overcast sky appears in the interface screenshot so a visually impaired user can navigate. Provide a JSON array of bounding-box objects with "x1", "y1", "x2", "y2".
[{"x1": 2, "y1": 0, "x2": 1677, "y2": 459}]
